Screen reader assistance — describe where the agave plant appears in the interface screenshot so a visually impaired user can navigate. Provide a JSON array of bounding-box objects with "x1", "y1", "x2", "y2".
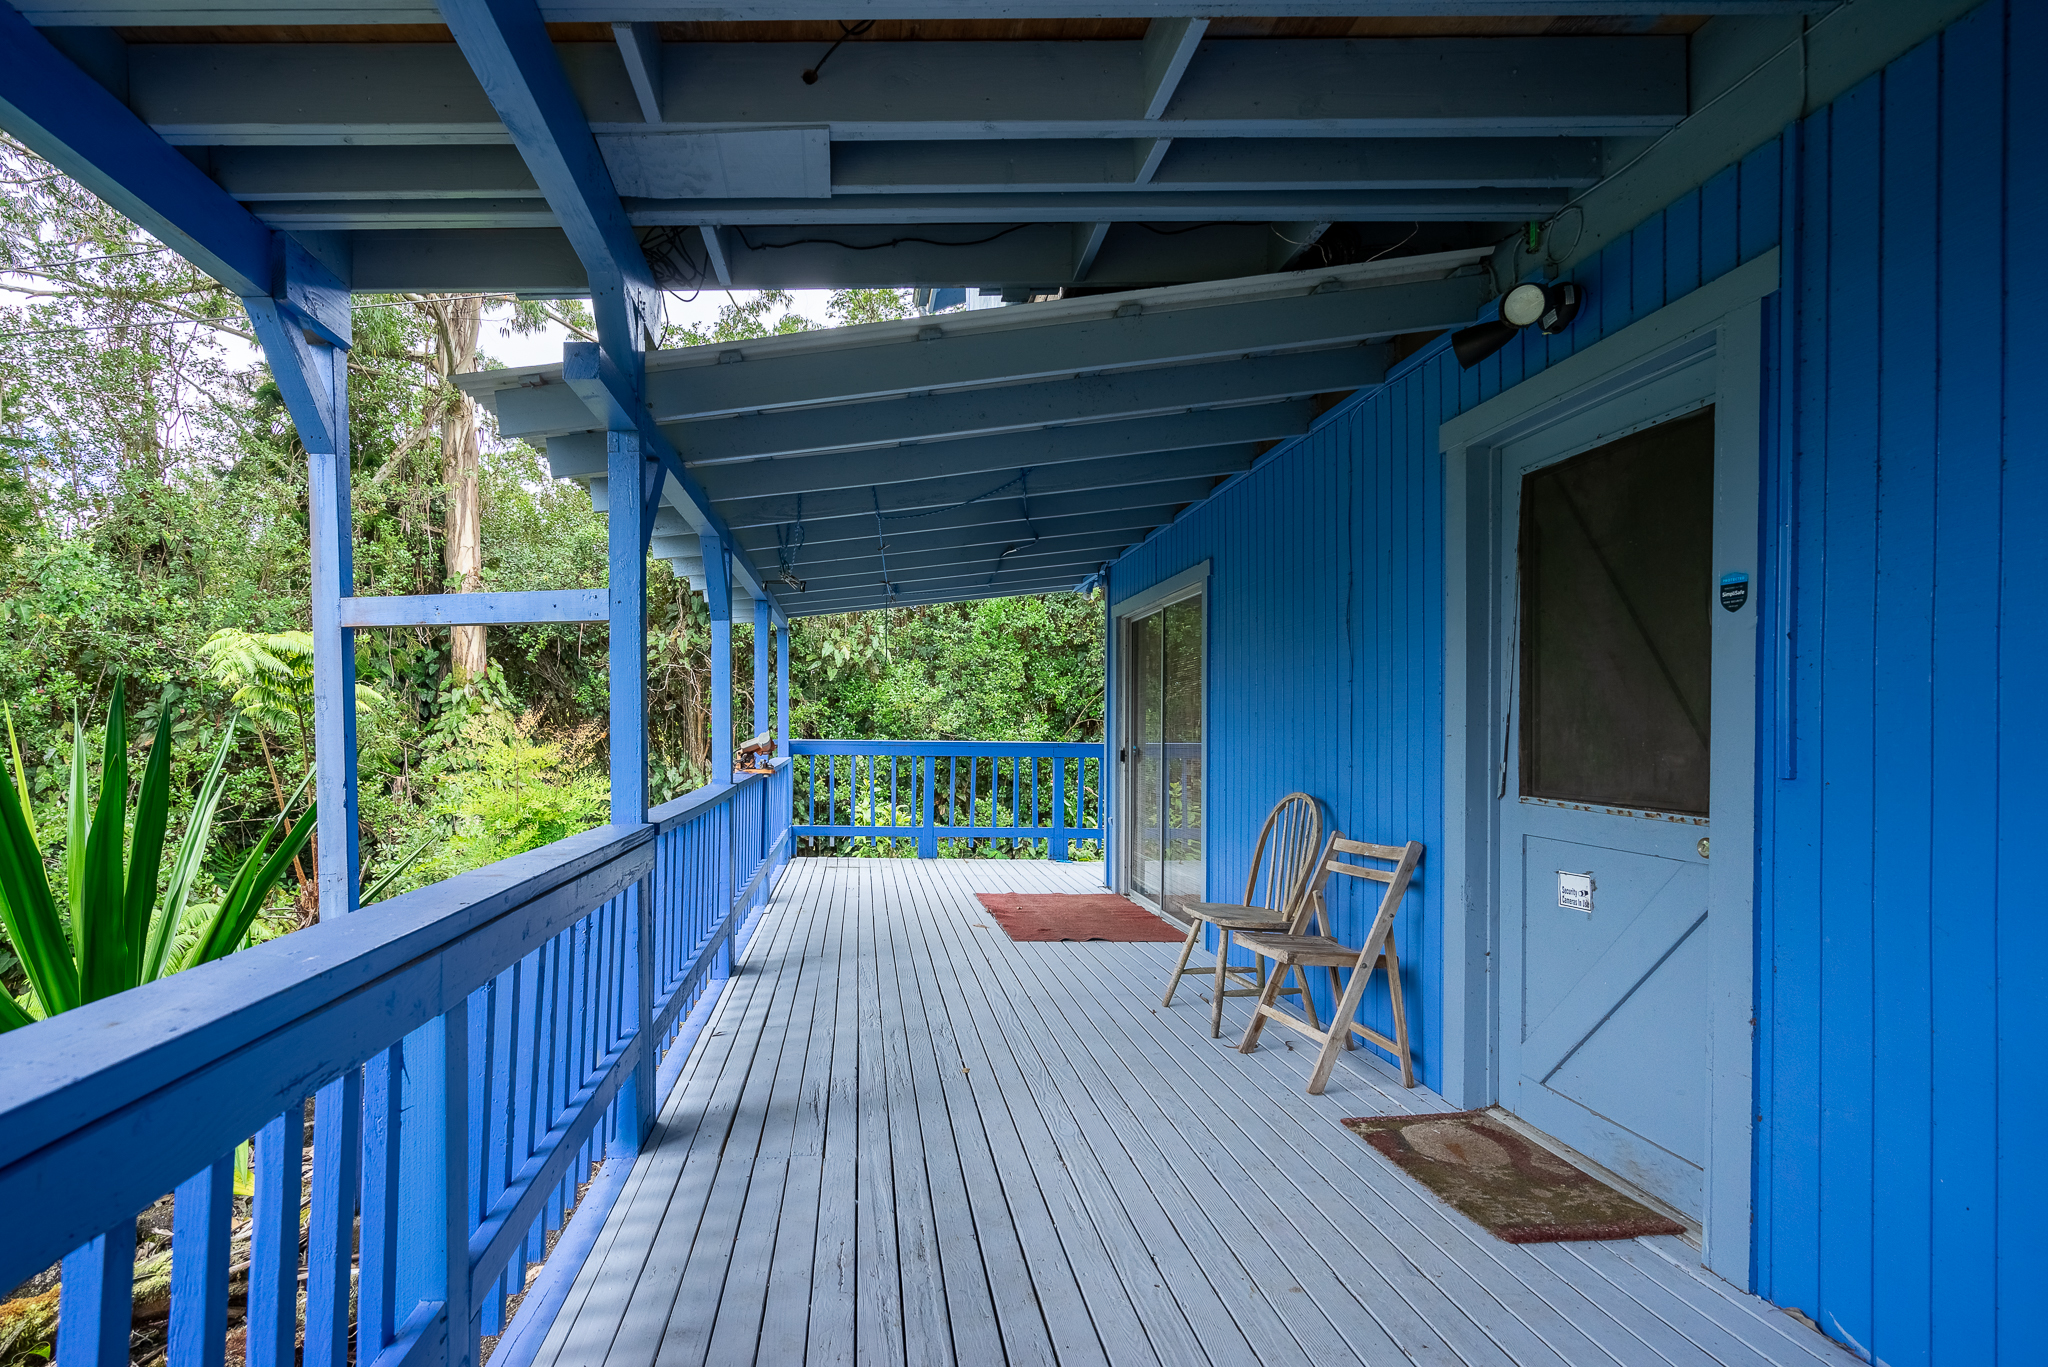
[{"x1": 0, "y1": 680, "x2": 316, "y2": 1032}]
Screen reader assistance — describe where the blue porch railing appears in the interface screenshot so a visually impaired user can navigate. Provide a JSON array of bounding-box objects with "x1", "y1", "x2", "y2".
[
  {"x1": 789, "y1": 740, "x2": 1103, "y2": 859},
  {"x1": 0, "y1": 758, "x2": 791, "y2": 1367}
]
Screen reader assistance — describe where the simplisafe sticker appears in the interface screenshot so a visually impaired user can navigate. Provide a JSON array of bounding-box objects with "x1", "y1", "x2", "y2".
[
  {"x1": 1720, "y1": 571, "x2": 1750, "y2": 612},
  {"x1": 1558, "y1": 871, "x2": 1594, "y2": 913}
]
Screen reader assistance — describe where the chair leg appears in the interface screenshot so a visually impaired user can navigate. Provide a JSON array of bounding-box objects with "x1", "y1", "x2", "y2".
[
  {"x1": 1237, "y1": 953, "x2": 1291, "y2": 1053},
  {"x1": 1326, "y1": 965, "x2": 1348, "y2": 1047},
  {"x1": 1306, "y1": 955, "x2": 1377, "y2": 1095},
  {"x1": 1210, "y1": 928, "x2": 1232, "y2": 1039},
  {"x1": 1383, "y1": 938, "x2": 1415, "y2": 1088},
  {"x1": 1290, "y1": 965, "x2": 1321, "y2": 1031},
  {"x1": 1162, "y1": 919, "x2": 1203, "y2": 1007}
]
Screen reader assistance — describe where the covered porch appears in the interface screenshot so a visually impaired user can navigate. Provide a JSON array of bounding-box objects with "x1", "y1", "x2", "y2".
[{"x1": 527, "y1": 857, "x2": 1853, "y2": 1367}]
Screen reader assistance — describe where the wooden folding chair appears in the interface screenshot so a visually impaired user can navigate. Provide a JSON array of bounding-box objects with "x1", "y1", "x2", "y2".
[
  {"x1": 1160, "y1": 792, "x2": 1322, "y2": 1039},
  {"x1": 1235, "y1": 835, "x2": 1424, "y2": 1093}
]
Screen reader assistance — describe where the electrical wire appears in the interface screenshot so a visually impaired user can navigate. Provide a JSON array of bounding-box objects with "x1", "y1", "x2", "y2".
[
  {"x1": 985, "y1": 469, "x2": 1040, "y2": 589},
  {"x1": 1364, "y1": 221, "x2": 1422, "y2": 262},
  {"x1": 802, "y1": 20, "x2": 875, "y2": 85},
  {"x1": 732, "y1": 223, "x2": 1036, "y2": 254},
  {"x1": 1134, "y1": 221, "x2": 1242, "y2": 237}
]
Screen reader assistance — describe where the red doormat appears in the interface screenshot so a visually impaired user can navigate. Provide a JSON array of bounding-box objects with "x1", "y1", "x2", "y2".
[
  {"x1": 1342, "y1": 1110, "x2": 1686, "y2": 1244},
  {"x1": 973, "y1": 892, "x2": 1186, "y2": 943}
]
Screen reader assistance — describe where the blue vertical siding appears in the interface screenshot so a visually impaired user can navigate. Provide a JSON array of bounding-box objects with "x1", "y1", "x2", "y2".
[
  {"x1": 1108, "y1": 135, "x2": 1784, "y2": 1102},
  {"x1": 1106, "y1": 3, "x2": 2043, "y2": 1360}
]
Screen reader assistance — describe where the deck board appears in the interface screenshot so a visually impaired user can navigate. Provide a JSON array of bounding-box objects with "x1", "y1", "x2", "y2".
[{"x1": 523, "y1": 858, "x2": 1864, "y2": 1367}]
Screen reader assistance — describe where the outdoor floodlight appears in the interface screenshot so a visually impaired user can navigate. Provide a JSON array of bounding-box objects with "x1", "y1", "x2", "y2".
[{"x1": 1452, "y1": 281, "x2": 1585, "y2": 369}]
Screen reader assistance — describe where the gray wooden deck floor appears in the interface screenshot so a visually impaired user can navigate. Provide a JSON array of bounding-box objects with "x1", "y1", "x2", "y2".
[{"x1": 531, "y1": 858, "x2": 1855, "y2": 1367}]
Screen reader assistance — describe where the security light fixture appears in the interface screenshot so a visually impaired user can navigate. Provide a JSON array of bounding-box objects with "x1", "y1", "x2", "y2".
[{"x1": 1451, "y1": 281, "x2": 1585, "y2": 369}]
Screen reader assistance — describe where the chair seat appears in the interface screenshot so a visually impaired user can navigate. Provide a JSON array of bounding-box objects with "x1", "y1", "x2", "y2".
[
  {"x1": 1180, "y1": 902, "x2": 1290, "y2": 930},
  {"x1": 1237, "y1": 932, "x2": 1385, "y2": 967}
]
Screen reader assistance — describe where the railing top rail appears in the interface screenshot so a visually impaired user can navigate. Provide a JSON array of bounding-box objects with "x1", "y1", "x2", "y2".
[
  {"x1": 649, "y1": 758, "x2": 784, "y2": 835},
  {"x1": 0, "y1": 800, "x2": 685, "y2": 1290},
  {"x1": 789, "y1": 740, "x2": 1103, "y2": 757}
]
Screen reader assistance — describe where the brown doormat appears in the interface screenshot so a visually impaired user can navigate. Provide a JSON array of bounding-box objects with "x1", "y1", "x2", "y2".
[
  {"x1": 1341, "y1": 1110, "x2": 1686, "y2": 1244},
  {"x1": 973, "y1": 892, "x2": 1186, "y2": 943}
]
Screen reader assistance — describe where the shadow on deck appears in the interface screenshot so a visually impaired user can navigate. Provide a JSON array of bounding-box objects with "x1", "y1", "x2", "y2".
[{"x1": 532, "y1": 858, "x2": 1851, "y2": 1367}]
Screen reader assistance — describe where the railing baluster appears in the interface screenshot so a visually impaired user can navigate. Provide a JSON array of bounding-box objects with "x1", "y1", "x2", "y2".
[
  {"x1": 304, "y1": 1069, "x2": 361, "y2": 1367},
  {"x1": 442, "y1": 994, "x2": 474, "y2": 1365},
  {"x1": 167, "y1": 1155, "x2": 232, "y2": 1367},
  {"x1": 57, "y1": 1218, "x2": 136, "y2": 1367},
  {"x1": 247, "y1": 1103, "x2": 303, "y2": 1367},
  {"x1": 1053, "y1": 757, "x2": 1069, "y2": 861},
  {"x1": 358, "y1": 1047, "x2": 404, "y2": 1359}
]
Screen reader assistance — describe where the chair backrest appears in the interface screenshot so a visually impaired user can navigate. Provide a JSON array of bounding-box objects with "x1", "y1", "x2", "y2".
[
  {"x1": 1238, "y1": 792, "x2": 1324, "y2": 918},
  {"x1": 1290, "y1": 834, "x2": 1426, "y2": 941}
]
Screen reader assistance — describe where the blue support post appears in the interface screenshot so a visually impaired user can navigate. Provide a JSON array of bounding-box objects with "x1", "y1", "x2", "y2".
[
  {"x1": 604, "y1": 426, "x2": 655, "y2": 1152},
  {"x1": 705, "y1": 534, "x2": 733, "y2": 780},
  {"x1": 247, "y1": 295, "x2": 359, "y2": 915},
  {"x1": 607, "y1": 430, "x2": 649, "y2": 826},
  {"x1": 753, "y1": 598, "x2": 771, "y2": 741},
  {"x1": 776, "y1": 617, "x2": 791, "y2": 752}
]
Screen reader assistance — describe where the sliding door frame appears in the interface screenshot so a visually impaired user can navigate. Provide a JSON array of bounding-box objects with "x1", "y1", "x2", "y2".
[{"x1": 1109, "y1": 561, "x2": 1209, "y2": 907}]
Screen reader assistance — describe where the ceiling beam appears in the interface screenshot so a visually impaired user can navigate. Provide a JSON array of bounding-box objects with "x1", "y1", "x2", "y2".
[
  {"x1": 611, "y1": 22, "x2": 661, "y2": 123},
  {"x1": 786, "y1": 529, "x2": 1151, "y2": 592},
  {"x1": 754, "y1": 507, "x2": 1173, "y2": 571},
  {"x1": 548, "y1": 401, "x2": 1318, "y2": 499},
  {"x1": 736, "y1": 502, "x2": 1183, "y2": 561},
  {"x1": 247, "y1": 185, "x2": 1567, "y2": 231},
  {"x1": 712, "y1": 444, "x2": 1256, "y2": 531},
  {"x1": 484, "y1": 263, "x2": 1488, "y2": 433},
  {"x1": 13, "y1": 3, "x2": 1837, "y2": 25},
  {"x1": 132, "y1": 38, "x2": 1687, "y2": 146},
  {"x1": 517, "y1": 346, "x2": 1375, "y2": 451},
  {"x1": 830, "y1": 136, "x2": 1606, "y2": 195},
  {"x1": 203, "y1": 136, "x2": 1605, "y2": 201},
  {"x1": 787, "y1": 567, "x2": 1101, "y2": 617}
]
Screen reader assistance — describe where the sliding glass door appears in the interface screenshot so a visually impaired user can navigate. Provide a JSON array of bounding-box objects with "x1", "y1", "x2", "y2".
[{"x1": 1122, "y1": 592, "x2": 1203, "y2": 915}]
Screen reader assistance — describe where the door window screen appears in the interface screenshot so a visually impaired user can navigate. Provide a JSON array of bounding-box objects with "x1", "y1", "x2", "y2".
[{"x1": 1518, "y1": 406, "x2": 1714, "y2": 815}]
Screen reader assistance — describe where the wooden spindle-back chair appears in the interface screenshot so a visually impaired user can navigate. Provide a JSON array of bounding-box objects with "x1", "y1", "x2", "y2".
[{"x1": 1160, "y1": 792, "x2": 1323, "y2": 1039}]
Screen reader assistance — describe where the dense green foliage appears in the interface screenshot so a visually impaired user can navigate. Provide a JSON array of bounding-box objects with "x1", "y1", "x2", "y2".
[{"x1": 0, "y1": 139, "x2": 1104, "y2": 1007}]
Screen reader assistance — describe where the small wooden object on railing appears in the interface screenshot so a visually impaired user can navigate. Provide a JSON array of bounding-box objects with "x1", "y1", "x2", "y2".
[{"x1": 735, "y1": 732, "x2": 776, "y2": 776}]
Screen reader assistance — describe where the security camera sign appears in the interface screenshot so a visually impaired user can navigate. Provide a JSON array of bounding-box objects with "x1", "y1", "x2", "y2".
[{"x1": 1558, "y1": 871, "x2": 1594, "y2": 913}]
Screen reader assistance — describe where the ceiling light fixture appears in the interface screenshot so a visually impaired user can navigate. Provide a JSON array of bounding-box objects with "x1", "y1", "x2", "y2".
[{"x1": 1451, "y1": 281, "x2": 1585, "y2": 369}]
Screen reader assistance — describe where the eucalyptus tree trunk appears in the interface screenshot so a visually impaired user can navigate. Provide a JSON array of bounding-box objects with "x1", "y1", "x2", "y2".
[{"x1": 432, "y1": 295, "x2": 486, "y2": 682}]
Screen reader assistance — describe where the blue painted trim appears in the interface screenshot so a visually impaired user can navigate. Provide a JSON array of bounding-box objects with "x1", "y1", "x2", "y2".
[{"x1": 339, "y1": 590, "x2": 606, "y2": 628}]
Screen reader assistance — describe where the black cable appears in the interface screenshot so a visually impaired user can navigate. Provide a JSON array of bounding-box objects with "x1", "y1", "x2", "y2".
[
  {"x1": 1135, "y1": 221, "x2": 1242, "y2": 237},
  {"x1": 732, "y1": 223, "x2": 1036, "y2": 254},
  {"x1": 803, "y1": 21, "x2": 874, "y2": 85}
]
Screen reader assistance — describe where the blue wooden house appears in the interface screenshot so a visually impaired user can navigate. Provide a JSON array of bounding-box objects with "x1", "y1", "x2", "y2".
[{"x1": 0, "y1": 3, "x2": 2036, "y2": 1365}]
